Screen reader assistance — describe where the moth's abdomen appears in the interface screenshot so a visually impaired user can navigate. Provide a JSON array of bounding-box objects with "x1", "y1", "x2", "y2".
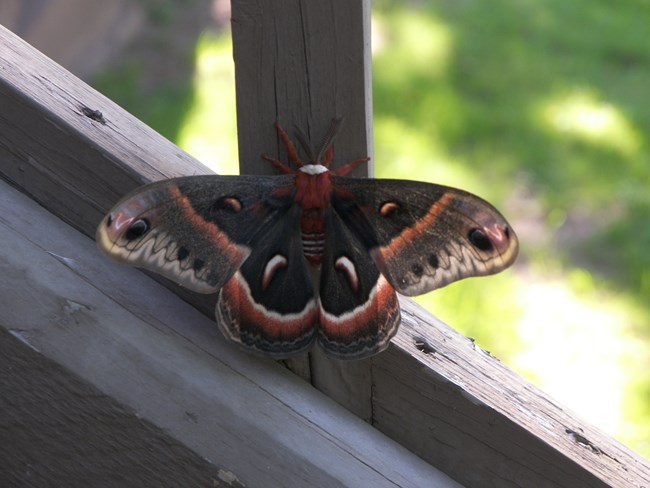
[
  {"x1": 292, "y1": 167, "x2": 334, "y2": 265},
  {"x1": 301, "y1": 231, "x2": 325, "y2": 264},
  {"x1": 300, "y1": 212, "x2": 326, "y2": 265}
]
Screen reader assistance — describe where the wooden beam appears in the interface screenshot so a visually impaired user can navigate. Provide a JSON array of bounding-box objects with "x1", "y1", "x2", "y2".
[
  {"x1": 0, "y1": 22, "x2": 210, "y2": 237},
  {"x1": 0, "y1": 329, "x2": 239, "y2": 488},
  {"x1": 231, "y1": 0, "x2": 373, "y2": 178},
  {"x1": 0, "y1": 178, "x2": 455, "y2": 488},
  {"x1": 1, "y1": 21, "x2": 649, "y2": 488},
  {"x1": 231, "y1": 0, "x2": 375, "y2": 418}
]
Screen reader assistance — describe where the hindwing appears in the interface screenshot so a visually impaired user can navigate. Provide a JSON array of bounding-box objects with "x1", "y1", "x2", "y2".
[
  {"x1": 216, "y1": 204, "x2": 318, "y2": 358},
  {"x1": 318, "y1": 209, "x2": 400, "y2": 359}
]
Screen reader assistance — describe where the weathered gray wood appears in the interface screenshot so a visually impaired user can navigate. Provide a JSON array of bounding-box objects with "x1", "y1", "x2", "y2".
[
  {"x1": 0, "y1": 178, "x2": 459, "y2": 488},
  {"x1": 0, "y1": 23, "x2": 210, "y2": 237},
  {"x1": 0, "y1": 20, "x2": 219, "y2": 321},
  {"x1": 231, "y1": 0, "x2": 375, "y2": 420},
  {"x1": 1, "y1": 20, "x2": 649, "y2": 488},
  {"x1": 373, "y1": 305, "x2": 650, "y2": 488},
  {"x1": 231, "y1": 0, "x2": 373, "y2": 177},
  {"x1": 0, "y1": 328, "x2": 241, "y2": 488}
]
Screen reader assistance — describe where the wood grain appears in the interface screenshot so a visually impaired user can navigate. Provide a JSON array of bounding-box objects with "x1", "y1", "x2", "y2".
[
  {"x1": 372, "y1": 303, "x2": 648, "y2": 487},
  {"x1": 0, "y1": 23, "x2": 210, "y2": 237},
  {"x1": 0, "y1": 177, "x2": 458, "y2": 488},
  {"x1": 0, "y1": 328, "x2": 241, "y2": 488},
  {"x1": 231, "y1": 0, "x2": 373, "y2": 177},
  {"x1": 231, "y1": 0, "x2": 375, "y2": 419},
  {"x1": 1, "y1": 18, "x2": 649, "y2": 488}
]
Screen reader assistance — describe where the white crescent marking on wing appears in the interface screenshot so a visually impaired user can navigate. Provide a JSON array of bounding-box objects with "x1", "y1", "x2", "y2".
[
  {"x1": 334, "y1": 256, "x2": 359, "y2": 292},
  {"x1": 262, "y1": 254, "x2": 288, "y2": 290}
]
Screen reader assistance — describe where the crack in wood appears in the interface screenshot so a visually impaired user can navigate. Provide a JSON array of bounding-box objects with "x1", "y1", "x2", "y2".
[
  {"x1": 80, "y1": 105, "x2": 106, "y2": 124},
  {"x1": 413, "y1": 336, "x2": 436, "y2": 355},
  {"x1": 565, "y1": 427, "x2": 623, "y2": 465}
]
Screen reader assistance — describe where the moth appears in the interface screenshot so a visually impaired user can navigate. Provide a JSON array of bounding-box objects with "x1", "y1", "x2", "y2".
[{"x1": 96, "y1": 120, "x2": 518, "y2": 360}]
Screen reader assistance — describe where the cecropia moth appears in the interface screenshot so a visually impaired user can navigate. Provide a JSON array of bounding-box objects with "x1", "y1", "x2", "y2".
[{"x1": 96, "y1": 120, "x2": 518, "y2": 360}]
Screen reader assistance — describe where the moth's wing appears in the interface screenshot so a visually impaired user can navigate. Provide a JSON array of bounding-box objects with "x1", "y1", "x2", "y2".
[
  {"x1": 318, "y1": 209, "x2": 400, "y2": 360},
  {"x1": 331, "y1": 177, "x2": 518, "y2": 296},
  {"x1": 217, "y1": 204, "x2": 318, "y2": 358},
  {"x1": 96, "y1": 175, "x2": 295, "y2": 293}
]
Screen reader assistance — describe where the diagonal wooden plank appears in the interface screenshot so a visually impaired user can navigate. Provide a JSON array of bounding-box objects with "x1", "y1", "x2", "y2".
[{"x1": 0, "y1": 177, "x2": 459, "y2": 488}]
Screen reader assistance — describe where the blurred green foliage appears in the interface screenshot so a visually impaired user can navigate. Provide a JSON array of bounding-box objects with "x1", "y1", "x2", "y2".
[
  {"x1": 94, "y1": 0, "x2": 650, "y2": 458},
  {"x1": 371, "y1": 0, "x2": 650, "y2": 457}
]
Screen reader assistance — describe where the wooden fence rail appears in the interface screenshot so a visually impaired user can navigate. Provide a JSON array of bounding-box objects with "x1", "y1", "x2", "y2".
[{"x1": 1, "y1": 8, "x2": 648, "y2": 488}]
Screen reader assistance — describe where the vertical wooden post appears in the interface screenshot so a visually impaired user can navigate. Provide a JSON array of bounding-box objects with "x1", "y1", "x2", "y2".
[
  {"x1": 231, "y1": 0, "x2": 373, "y2": 177},
  {"x1": 231, "y1": 0, "x2": 374, "y2": 419}
]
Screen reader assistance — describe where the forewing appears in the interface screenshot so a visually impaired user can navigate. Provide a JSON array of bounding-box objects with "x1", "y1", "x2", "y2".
[
  {"x1": 217, "y1": 204, "x2": 318, "y2": 358},
  {"x1": 331, "y1": 177, "x2": 518, "y2": 296},
  {"x1": 318, "y1": 209, "x2": 400, "y2": 360},
  {"x1": 96, "y1": 175, "x2": 295, "y2": 293}
]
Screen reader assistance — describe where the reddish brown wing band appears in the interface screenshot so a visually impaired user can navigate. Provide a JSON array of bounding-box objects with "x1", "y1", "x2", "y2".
[
  {"x1": 96, "y1": 175, "x2": 295, "y2": 292},
  {"x1": 97, "y1": 171, "x2": 518, "y2": 360},
  {"x1": 330, "y1": 177, "x2": 518, "y2": 297}
]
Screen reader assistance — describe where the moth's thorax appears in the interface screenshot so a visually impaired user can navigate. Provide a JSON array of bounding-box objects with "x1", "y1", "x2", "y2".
[
  {"x1": 293, "y1": 165, "x2": 331, "y2": 265},
  {"x1": 294, "y1": 167, "x2": 332, "y2": 211}
]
